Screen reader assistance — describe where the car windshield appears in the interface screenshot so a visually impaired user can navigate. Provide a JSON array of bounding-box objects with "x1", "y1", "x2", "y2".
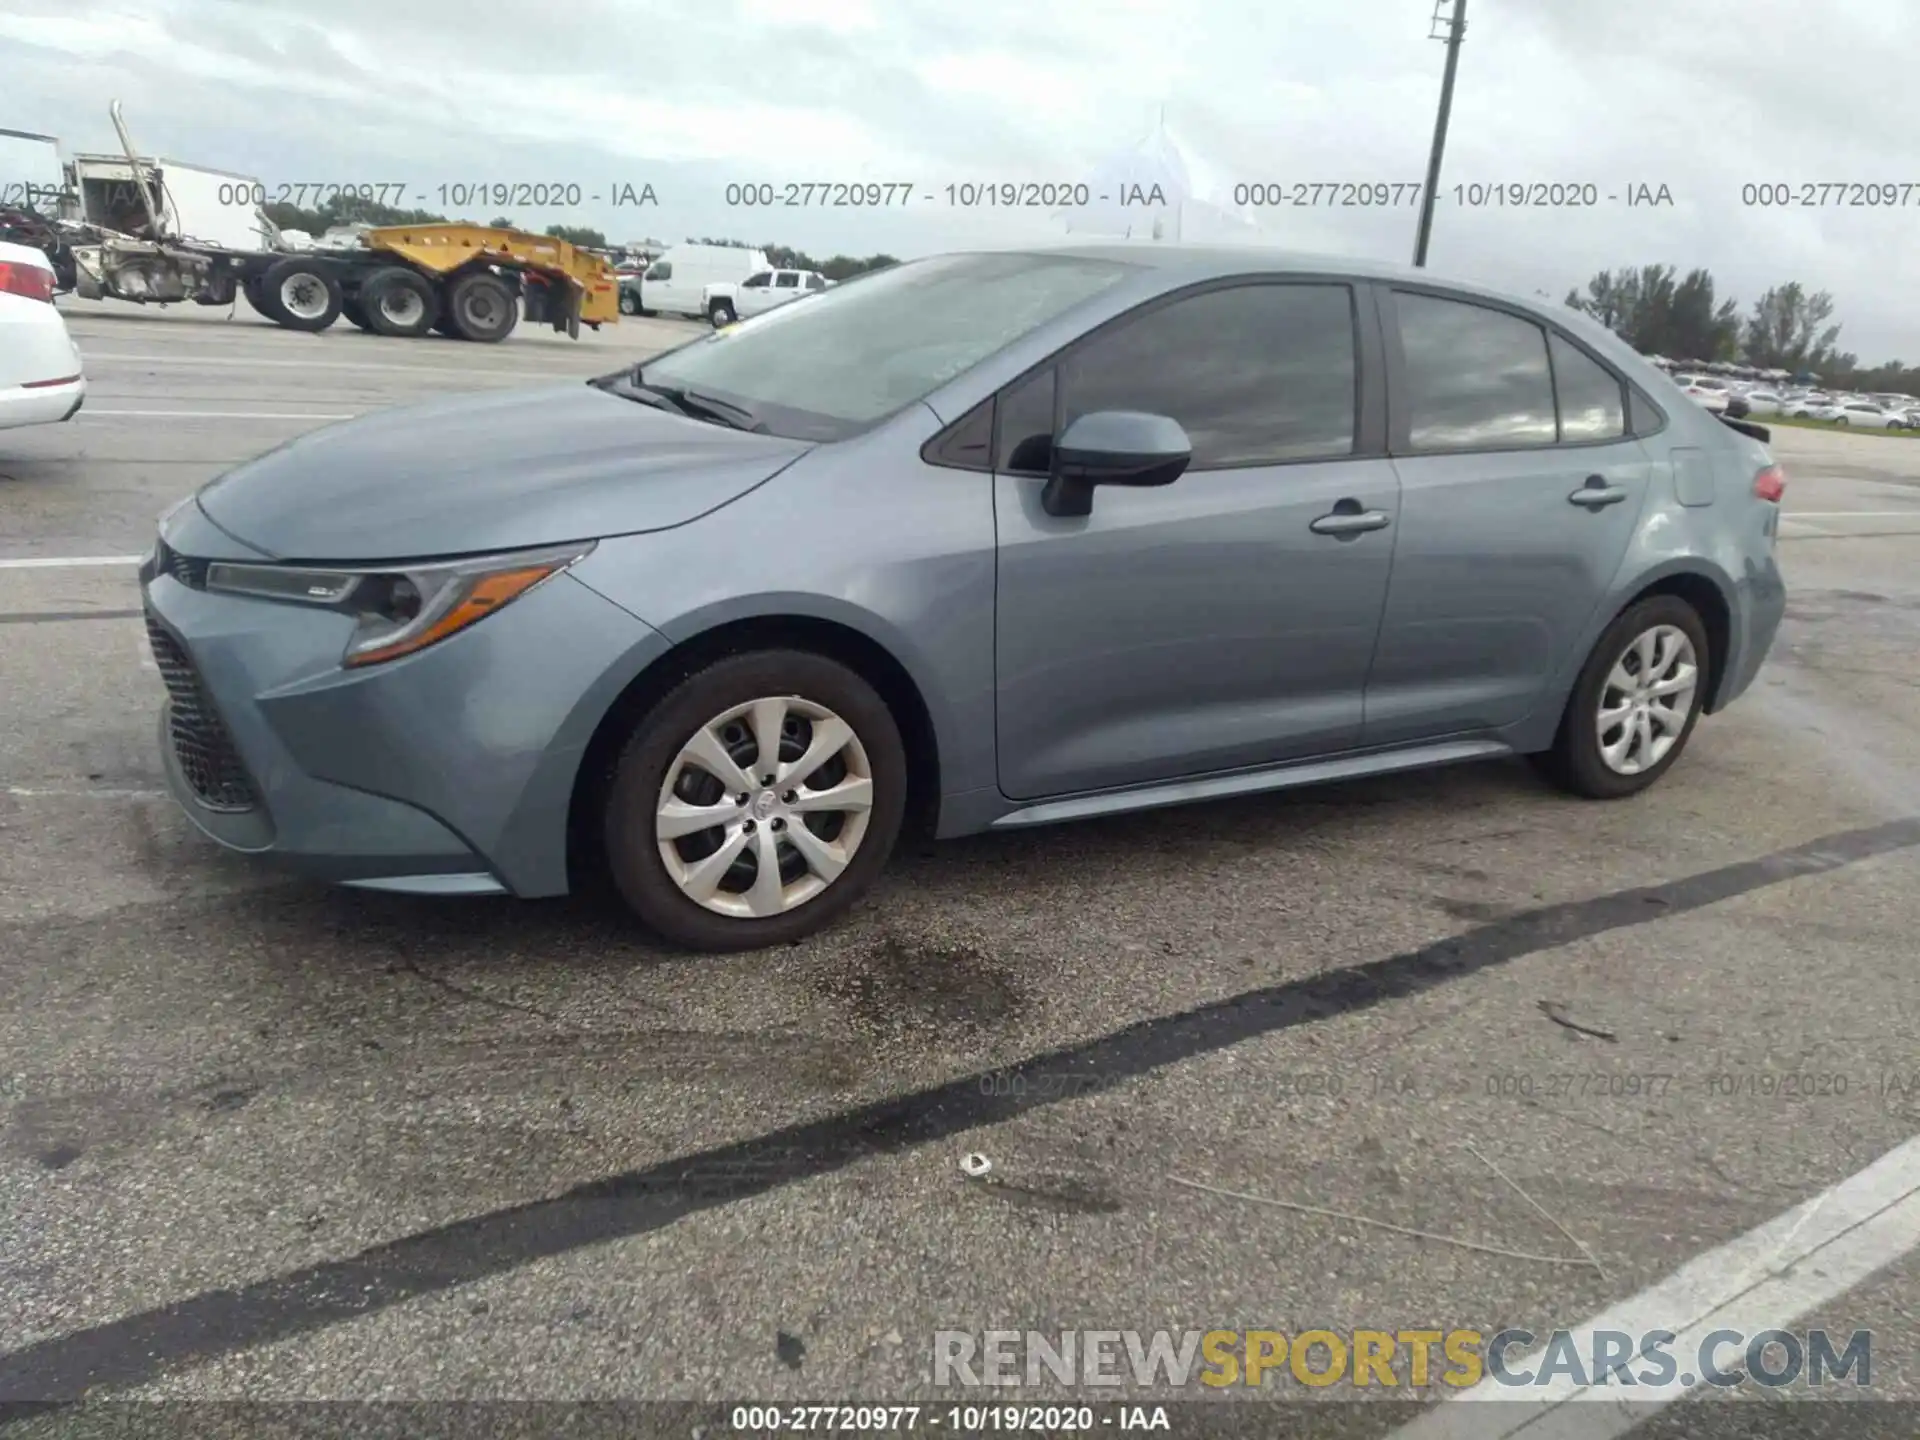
[{"x1": 623, "y1": 251, "x2": 1136, "y2": 440}]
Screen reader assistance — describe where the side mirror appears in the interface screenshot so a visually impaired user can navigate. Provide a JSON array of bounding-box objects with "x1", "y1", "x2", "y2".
[{"x1": 1041, "y1": 411, "x2": 1192, "y2": 518}]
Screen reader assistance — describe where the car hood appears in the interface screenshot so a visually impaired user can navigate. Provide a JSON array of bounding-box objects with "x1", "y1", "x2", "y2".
[{"x1": 194, "y1": 383, "x2": 813, "y2": 562}]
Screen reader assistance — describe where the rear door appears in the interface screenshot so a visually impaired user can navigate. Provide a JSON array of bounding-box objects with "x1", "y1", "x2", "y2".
[
  {"x1": 770, "y1": 269, "x2": 803, "y2": 311},
  {"x1": 1361, "y1": 286, "x2": 1653, "y2": 746}
]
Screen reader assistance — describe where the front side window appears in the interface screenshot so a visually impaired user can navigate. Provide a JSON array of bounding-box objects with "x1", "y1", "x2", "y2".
[
  {"x1": 1549, "y1": 332, "x2": 1626, "y2": 442},
  {"x1": 1396, "y1": 291, "x2": 1556, "y2": 450},
  {"x1": 632, "y1": 251, "x2": 1135, "y2": 440},
  {"x1": 996, "y1": 367, "x2": 1057, "y2": 474},
  {"x1": 646, "y1": 261, "x2": 672, "y2": 281},
  {"x1": 1053, "y1": 283, "x2": 1357, "y2": 468},
  {"x1": 743, "y1": 272, "x2": 772, "y2": 288}
]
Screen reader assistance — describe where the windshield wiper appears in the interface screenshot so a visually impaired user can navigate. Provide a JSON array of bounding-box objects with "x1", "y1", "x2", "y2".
[
  {"x1": 652, "y1": 385, "x2": 764, "y2": 432},
  {"x1": 596, "y1": 368, "x2": 766, "y2": 432}
]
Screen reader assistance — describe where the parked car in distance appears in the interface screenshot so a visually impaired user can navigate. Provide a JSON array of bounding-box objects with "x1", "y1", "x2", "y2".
[
  {"x1": 701, "y1": 267, "x2": 831, "y2": 328},
  {"x1": 1671, "y1": 374, "x2": 1730, "y2": 414},
  {"x1": 1742, "y1": 390, "x2": 1784, "y2": 415},
  {"x1": 0, "y1": 239, "x2": 86, "y2": 430},
  {"x1": 623, "y1": 244, "x2": 771, "y2": 320},
  {"x1": 1824, "y1": 400, "x2": 1900, "y2": 428},
  {"x1": 140, "y1": 245, "x2": 1789, "y2": 951}
]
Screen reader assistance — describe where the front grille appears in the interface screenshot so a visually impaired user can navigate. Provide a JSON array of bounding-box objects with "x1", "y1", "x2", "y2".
[
  {"x1": 145, "y1": 612, "x2": 258, "y2": 812},
  {"x1": 156, "y1": 540, "x2": 208, "y2": 589}
]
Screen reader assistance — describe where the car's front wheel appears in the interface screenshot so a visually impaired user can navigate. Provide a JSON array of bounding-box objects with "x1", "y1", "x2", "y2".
[
  {"x1": 1535, "y1": 595, "x2": 1710, "y2": 799},
  {"x1": 603, "y1": 651, "x2": 908, "y2": 950}
]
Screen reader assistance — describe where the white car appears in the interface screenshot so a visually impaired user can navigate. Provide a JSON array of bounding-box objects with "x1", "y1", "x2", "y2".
[
  {"x1": 0, "y1": 240, "x2": 86, "y2": 430},
  {"x1": 1822, "y1": 400, "x2": 1900, "y2": 428},
  {"x1": 1671, "y1": 374, "x2": 1730, "y2": 414},
  {"x1": 1742, "y1": 389, "x2": 1785, "y2": 415}
]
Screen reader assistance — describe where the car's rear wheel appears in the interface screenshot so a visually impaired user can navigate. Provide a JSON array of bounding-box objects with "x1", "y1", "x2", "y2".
[
  {"x1": 603, "y1": 651, "x2": 907, "y2": 950},
  {"x1": 1534, "y1": 595, "x2": 1710, "y2": 799}
]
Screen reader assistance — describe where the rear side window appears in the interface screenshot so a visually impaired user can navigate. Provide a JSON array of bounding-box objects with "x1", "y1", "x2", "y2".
[
  {"x1": 805, "y1": 274, "x2": 826, "y2": 290},
  {"x1": 1396, "y1": 292, "x2": 1556, "y2": 450},
  {"x1": 775, "y1": 272, "x2": 800, "y2": 289},
  {"x1": 1549, "y1": 332, "x2": 1626, "y2": 442},
  {"x1": 1057, "y1": 283, "x2": 1358, "y2": 468}
]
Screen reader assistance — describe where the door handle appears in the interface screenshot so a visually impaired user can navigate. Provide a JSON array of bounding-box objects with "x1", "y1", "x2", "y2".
[
  {"x1": 1569, "y1": 475, "x2": 1630, "y2": 509},
  {"x1": 1310, "y1": 501, "x2": 1392, "y2": 537}
]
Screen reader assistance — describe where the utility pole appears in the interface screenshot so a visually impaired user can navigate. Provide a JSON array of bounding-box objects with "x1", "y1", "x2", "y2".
[{"x1": 1412, "y1": 0, "x2": 1466, "y2": 268}]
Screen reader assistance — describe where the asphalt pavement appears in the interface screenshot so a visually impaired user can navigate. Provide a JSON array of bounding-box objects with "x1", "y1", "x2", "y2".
[{"x1": 1, "y1": 299, "x2": 1918, "y2": 1438}]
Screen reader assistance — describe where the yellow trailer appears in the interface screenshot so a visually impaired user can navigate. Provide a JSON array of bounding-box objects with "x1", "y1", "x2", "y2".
[{"x1": 233, "y1": 223, "x2": 621, "y2": 342}]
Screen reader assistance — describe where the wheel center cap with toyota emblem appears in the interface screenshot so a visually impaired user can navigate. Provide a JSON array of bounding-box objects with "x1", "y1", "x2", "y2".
[{"x1": 752, "y1": 790, "x2": 780, "y2": 821}]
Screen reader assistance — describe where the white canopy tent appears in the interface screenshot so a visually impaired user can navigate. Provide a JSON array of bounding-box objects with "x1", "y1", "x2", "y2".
[{"x1": 1060, "y1": 113, "x2": 1259, "y2": 242}]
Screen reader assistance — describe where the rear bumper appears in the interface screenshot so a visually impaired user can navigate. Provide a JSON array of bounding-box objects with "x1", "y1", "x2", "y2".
[
  {"x1": 141, "y1": 542, "x2": 671, "y2": 898},
  {"x1": 0, "y1": 374, "x2": 85, "y2": 429}
]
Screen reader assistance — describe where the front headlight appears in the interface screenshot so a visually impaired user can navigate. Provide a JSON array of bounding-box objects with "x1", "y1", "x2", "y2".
[{"x1": 203, "y1": 541, "x2": 595, "y2": 668}]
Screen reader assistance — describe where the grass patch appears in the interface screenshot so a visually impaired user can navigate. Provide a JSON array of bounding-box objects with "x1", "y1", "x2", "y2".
[{"x1": 1751, "y1": 414, "x2": 1920, "y2": 438}]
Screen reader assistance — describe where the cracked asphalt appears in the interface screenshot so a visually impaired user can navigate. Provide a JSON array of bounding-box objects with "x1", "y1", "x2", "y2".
[{"x1": 1, "y1": 300, "x2": 1917, "y2": 1438}]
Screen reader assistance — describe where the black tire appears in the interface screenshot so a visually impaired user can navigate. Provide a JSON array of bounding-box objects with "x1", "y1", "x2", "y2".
[
  {"x1": 1836, "y1": 416, "x2": 1849, "y2": 426},
  {"x1": 619, "y1": 289, "x2": 640, "y2": 316},
  {"x1": 708, "y1": 298, "x2": 736, "y2": 328},
  {"x1": 242, "y1": 277, "x2": 271, "y2": 318},
  {"x1": 360, "y1": 266, "x2": 440, "y2": 338},
  {"x1": 445, "y1": 270, "x2": 518, "y2": 343},
  {"x1": 602, "y1": 651, "x2": 908, "y2": 951},
  {"x1": 341, "y1": 296, "x2": 373, "y2": 332},
  {"x1": 1534, "y1": 595, "x2": 1711, "y2": 800},
  {"x1": 258, "y1": 257, "x2": 342, "y2": 331},
  {"x1": 431, "y1": 312, "x2": 463, "y2": 338}
]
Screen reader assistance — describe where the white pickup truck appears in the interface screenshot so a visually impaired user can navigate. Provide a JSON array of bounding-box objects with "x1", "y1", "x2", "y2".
[{"x1": 701, "y1": 267, "x2": 831, "y2": 327}]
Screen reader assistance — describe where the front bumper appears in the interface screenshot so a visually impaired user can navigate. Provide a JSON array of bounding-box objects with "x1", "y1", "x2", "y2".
[{"x1": 141, "y1": 518, "x2": 671, "y2": 897}]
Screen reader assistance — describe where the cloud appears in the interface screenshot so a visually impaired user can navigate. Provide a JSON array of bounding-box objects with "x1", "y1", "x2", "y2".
[{"x1": 3, "y1": 0, "x2": 1917, "y2": 358}]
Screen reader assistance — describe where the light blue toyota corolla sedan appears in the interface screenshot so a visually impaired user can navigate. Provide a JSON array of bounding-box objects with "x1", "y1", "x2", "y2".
[{"x1": 141, "y1": 245, "x2": 1788, "y2": 950}]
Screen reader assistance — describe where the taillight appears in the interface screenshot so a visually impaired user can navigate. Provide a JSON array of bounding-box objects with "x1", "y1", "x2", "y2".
[
  {"x1": 1754, "y1": 464, "x2": 1786, "y2": 503},
  {"x1": 0, "y1": 260, "x2": 55, "y2": 302}
]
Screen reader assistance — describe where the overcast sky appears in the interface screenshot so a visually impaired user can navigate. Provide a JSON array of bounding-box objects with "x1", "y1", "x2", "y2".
[{"x1": 4, "y1": 0, "x2": 1915, "y2": 361}]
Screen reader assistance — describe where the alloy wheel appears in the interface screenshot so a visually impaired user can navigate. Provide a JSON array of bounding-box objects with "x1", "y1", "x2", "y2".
[
  {"x1": 654, "y1": 695, "x2": 875, "y2": 918},
  {"x1": 1595, "y1": 624, "x2": 1698, "y2": 775}
]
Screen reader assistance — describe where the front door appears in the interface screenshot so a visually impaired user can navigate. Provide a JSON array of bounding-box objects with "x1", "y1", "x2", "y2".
[
  {"x1": 993, "y1": 280, "x2": 1400, "y2": 800},
  {"x1": 1362, "y1": 288, "x2": 1653, "y2": 746}
]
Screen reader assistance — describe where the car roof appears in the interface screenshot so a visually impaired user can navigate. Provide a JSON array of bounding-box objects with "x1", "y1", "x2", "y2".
[{"x1": 990, "y1": 242, "x2": 1649, "y2": 358}]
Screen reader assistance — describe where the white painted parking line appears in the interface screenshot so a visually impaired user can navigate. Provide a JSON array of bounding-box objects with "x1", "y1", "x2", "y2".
[
  {"x1": 82, "y1": 352, "x2": 594, "y2": 378},
  {"x1": 0, "y1": 555, "x2": 145, "y2": 569},
  {"x1": 4, "y1": 786, "x2": 167, "y2": 801},
  {"x1": 1387, "y1": 1132, "x2": 1920, "y2": 1438},
  {"x1": 79, "y1": 409, "x2": 354, "y2": 420}
]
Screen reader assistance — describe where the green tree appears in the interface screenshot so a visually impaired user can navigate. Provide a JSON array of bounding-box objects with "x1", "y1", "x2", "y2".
[
  {"x1": 488, "y1": 215, "x2": 515, "y2": 229},
  {"x1": 1742, "y1": 283, "x2": 1844, "y2": 375},
  {"x1": 545, "y1": 223, "x2": 609, "y2": 248},
  {"x1": 1566, "y1": 265, "x2": 1736, "y2": 359}
]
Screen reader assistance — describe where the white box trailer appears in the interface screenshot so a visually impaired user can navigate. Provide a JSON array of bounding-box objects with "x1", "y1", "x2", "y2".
[{"x1": 67, "y1": 153, "x2": 270, "y2": 250}]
